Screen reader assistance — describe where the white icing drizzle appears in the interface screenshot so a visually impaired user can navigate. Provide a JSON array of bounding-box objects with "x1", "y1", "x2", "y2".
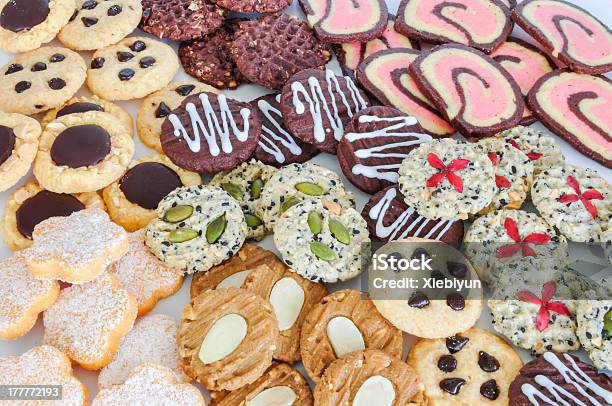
[
  {"x1": 291, "y1": 69, "x2": 367, "y2": 143},
  {"x1": 168, "y1": 93, "x2": 251, "y2": 156},
  {"x1": 368, "y1": 188, "x2": 455, "y2": 240},
  {"x1": 257, "y1": 94, "x2": 302, "y2": 164},
  {"x1": 520, "y1": 352, "x2": 612, "y2": 406},
  {"x1": 345, "y1": 115, "x2": 432, "y2": 181}
]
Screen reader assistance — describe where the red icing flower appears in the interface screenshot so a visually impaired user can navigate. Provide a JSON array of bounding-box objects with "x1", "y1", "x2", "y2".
[
  {"x1": 487, "y1": 152, "x2": 511, "y2": 189},
  {"x1": 509, "y1": 140, "x2": 543, "y2": 161},
  {"x1": 496, "y1": 217, "x2": 551, "y2": 258},
  {"x1": 516, "y1": 281, "x2": 571, "y2": 332},
  {"x1": 426, "y1": 153, "x2": 469, "y2": 193},
  {"x1": 557, "y1": 176, "x2": 604, "y2": 219}
]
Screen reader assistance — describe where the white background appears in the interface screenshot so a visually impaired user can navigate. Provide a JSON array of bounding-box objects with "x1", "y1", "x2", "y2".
[{"x1": 0, "y1": 0, "x2": 610, "y2": 403}]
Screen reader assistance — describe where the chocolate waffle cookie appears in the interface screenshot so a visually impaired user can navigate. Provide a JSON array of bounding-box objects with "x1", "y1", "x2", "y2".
[{"x1": 211, "y1": 0, "x2": 291, "y2": 13}]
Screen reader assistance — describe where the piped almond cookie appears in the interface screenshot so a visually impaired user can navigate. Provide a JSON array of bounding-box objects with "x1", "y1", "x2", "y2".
[{"x1": 0, "y1": 113, "x2": 40, "y2": 192}]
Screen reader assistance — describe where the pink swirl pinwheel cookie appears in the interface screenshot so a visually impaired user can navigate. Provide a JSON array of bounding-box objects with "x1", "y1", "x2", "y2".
[
  {"x1": 512, "y1": 0, "x2": 612, "y2": 74},
  {"x1": 357, "y1": 49, "x2": 454, "y2": 136},
  {"x1": 299, "y1": 0, "x2": 388, "y2": 43},
  {"x1": 409, "y1": 44, "x2": 524, "y2": 137},
  {"x1": 528, "y1": 70, "x2": 612, "y2": 169},
  {"x1": 396, "y1": 0, "x2": 512, "y2": 54},
  {"x1": 491, "y1": 38, "x2": 556, "y2": 125}
]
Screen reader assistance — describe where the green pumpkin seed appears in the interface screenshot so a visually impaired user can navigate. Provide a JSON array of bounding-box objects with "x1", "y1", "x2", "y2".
[
  {"x1": 245, "y1": 213, "x2": 262, "y2": 229},
  {"x1": 250, "y1": 178, "x2": 264, "y2": 199},
  {"x1": 604, "y1": 310, "x2": 612, "y2": 338},
  {"x1": 222, "y1": 182, "x2": 243, "y2": 200},
  {"x1": 310, "y1": 242, "x2": 336, "y2": 261},
  {"x1": 279, "y1": 195, "x2": 301, "y2": 215},
  {"x1": 329, "y1": 219, "x2": 350, "y2": 245},
  {"x1": 206, "y1": 214, "x2": 226, "y2": 244},
  {"x1": 169, "y1": 229, "x2": 198, "y2": 243},
  {"x1": 295, "y1": 182, "x2": 325, "y2": 196},
  {"x1": 307, "y1": 211, "x2": 323, "y2": 235},
  {"x1": 163, "y1": 205, "x2": 194, "y2": 223}
]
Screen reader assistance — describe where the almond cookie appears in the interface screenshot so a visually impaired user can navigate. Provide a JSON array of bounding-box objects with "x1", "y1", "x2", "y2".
[
  {"x1": 99, "y1": 313, "x2": 188, "y2": 388},
  {"x1": 0, "y1": 112, "x2": 41, "y2": 192},
  {"x1": 0, "y1": 345, "x2": 88, "y2": 405},
  {"x1": 300, "y1": 289, "x2": 403, "y2": 383},
  {"x1": 178, "y1": 287, "x2": 279, "y2": 391},
  {"x1": 315, "y1": 349, "x2": 426, "y2": 406},
  {"x1": 0, "y1": 0, "x2": 75, "y2": 53},
  {"x1": 87, "y1": 36, "x2": 180, "y2": 101},
  {"x1": 1, "y1": 181, "x2": 104, "y2": 251},
  {"x1": 24, "y1": 208, "x2": 128, "y2": 284},
  {"x1": 43, "y1": 273, "x2": 137, "y2": 370},
  {"x1": 137, "y1": 81, "x2": 217, "y2": 153},
  {"x1": 34, "y1": 111, "x2": 135, "y2": 194},
  {"x1": 0, "y1": 254, "x2": 59, "y2": 340},
  {"x1": 58, "y1": 0, "x2": 142, "y2": 51},
  {"x1": 108, "y1": 230, "x2": 184, "y2": 316},
  {"x1": 210, "y1": 363, "x2": 313, "y2": 406},
  {"x1": 531, "y1": 165, "x2": 611, "y2": 243},
  {"x1": 94, "y1": 363, "x2": 204, "y2": 406},
  {"x1": 576, "y1": 300, "x2": 612, "y2": 371},
  {"x1": 209, "y1": 160, "x2": 276, "y2": 241},
  {"x1": 257, "y1": 162, "x2": 355, "y2": 230},
  {"x1": 242, "y1": 264, "x2": 328, "y2": 364},
  {"x1": 0, "y1": 47, "x2": 86, "y2": 115},
  {"x1": 398, "y1": 138, "x2": 496, "y2": 220},
  {"x1": 103, "y1": 155, "x2": 201, "y2": 232},
  {"x1": 145, "y1": 185, "x2": 247, "y2": 274},
  {"x1": 408, "y1": 327, "x2": 523, "y2": 405}
]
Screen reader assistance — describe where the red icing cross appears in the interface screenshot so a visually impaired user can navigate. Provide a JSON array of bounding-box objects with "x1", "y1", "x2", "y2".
[
  {"x1": 557, "y1": 176, "x2": 604, "y2": 219},
  {"x1": 516, "y1": 281, "x2": 570, "y2": 332},
  {"x1": 488, "y1": 152, "x2": 511, "y2": 189},
  {"x1": 426, "y1": 153, "x2": 469, "y2": 193},
  {"x1": 509, "y1": 140, "x2": 542, "y2": 161},
  {"x1": 496, "y1": 217, "x2": 551, "y2": 258}
]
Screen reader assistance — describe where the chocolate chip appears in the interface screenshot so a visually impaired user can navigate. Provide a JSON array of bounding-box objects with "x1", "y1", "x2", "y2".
[
  {"x1": 119, "y1": 68, "x2": 135, "y2": 81},
  {"x1": 69, "y1": 9, "x2": 78, "y2": 21},
  {"x1": 447, "y1": 261, "x2": 467, "y2": 278},
  {"x1": 0, "y1": 125, "x2": 16, "y2": 166},
  {"x1": 408, "y1": 291, "x2": 429, "y2": 309},
  {"x1": 480, "y1": 379, "x2": 499, "y2": 400},
  {"x1": 388, "y1": 251, "x2": 405, "y2": 273},
  {"x1": 0, "y1": 0, "x2": 50, "y2": 33},
  {"x1": 139, "y1": 56, "x2": 156, "y2": 68},
  {"x1": 446, "y1": 336, "x2": 469, "y2": 354},
  {"x1": 130, "y1": 40, "x2": 146, "y2": 52},
  {"x1": 431, "y1": 270, "x2": 446, "y2": 281},
  {"x1": 446, "y1": 293, "x2": 465, "y2": 311},
  {"x1": 15, "y1": 81, "x2": 31, "y2": 93},
  {"x1": 411, "y1": 247, "x2": 430, "y2": 261},
  {"x1": 119, "y1": 162, "x2": 182, "y2": 209},
  {"x1": 50, "y1": 125, "x2": 111, "y2": 168},
  {"x1": 175, "y1": 84, "x2": 196, "y2": 96},
  {"x1": 478, "y1": 351, "x2": 500, "y2": 372},
  {"x1": 57, "y1": 102, "x2": 104, "y2": 118},
  {"x1": 437, "y1": 355, "x2": 457, "y2": 372},
  {"x1": 116, "y1": 52, "x2": 134, "y2": 62},
  {"x1": 48, "y1": 78, "x2": 66, "y2": 90},
  {"x1": 5, "y1": 64, "x2": 23, "y2": 75},
  {"x1": 81, "y1": 0, "x2": 97, "y2": 9},
  {"x1": 31, "y1": 62, "x2": 47, "y2": 72},
  {"x1": 49, "y1": 53, "x2": 65, "y2": 63},
  {"x1": 81, "y1": 16, "x2": 98, "y2": 27},
  {"x1": 440, "y1": 378, "x2": 465, "y2": 395},
  {"x1": 91, "y1": 57, "x2": 105, "y2": 69},
  {"x1": 107, "y1": 4, "x2": 122, "y2": 16},
  {"x1": 155, "y1": 102, "x2": 172, "y2": 118},
  {"x1": 16, "y1": 191, "x2": 85, "y2": 239}
]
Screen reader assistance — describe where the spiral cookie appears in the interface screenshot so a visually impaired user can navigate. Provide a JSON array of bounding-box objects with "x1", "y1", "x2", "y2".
[
  {"x1": 513, "y1": 0, "x2": 612, "y2": 74},
  {"x1": 396, "y1": 0, "x2": 512, "y2": 53},
  {"x1": 528, "y1": 70, "x2": 612, "y2": 168},
  {"x1": 0, "y1": 113, "x2": 41, "y2": 192},
  {"x1": 103, "y1": 155, "x2": 201, "y2": 232},
  {"x1": 410, "y1": 44, "x2": 524, "y2": 137},
  {"x1": 145, "y1": 186, "x2": 247, "y2": 274},
  {"x1": 576, "y1": 300, "x2": 612, "y2": 371},
  {"x1": 356, "y1": 49, "x2": 454, "y2": 136}
]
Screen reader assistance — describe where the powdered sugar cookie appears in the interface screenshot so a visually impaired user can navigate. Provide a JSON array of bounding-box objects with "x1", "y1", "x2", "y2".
[
  {"x1": 108, "y1": 230, "x2": 184, "y2": 316},
  {"x1": 0, "y1": 254, "x2": 59, "y2": 340},
  {"x1": 576, "y1": 300, "x2": 612, "y2": 371},
  {"x1": 94, "y1": 364, "x2": 204, "y2": 406},
  {"x1": 0, "y1": 345, "x2": 88, "y2": 405},
  {"x1": 99, "y1": 314, "x2": 188, "y2": 388},
  {"x1": 300, "y1": 289, "x2": 403, "y2": 383},
  {"x1": 0, "y1": 112, "x2": 40, "y2": 192},
  {"x1": 43, "y1": 273, "x2": 137, "y2": 370}
]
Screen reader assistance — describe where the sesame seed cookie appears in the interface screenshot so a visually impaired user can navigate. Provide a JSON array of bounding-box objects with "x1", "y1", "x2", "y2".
[
  {"x1": 576, "y1": 300, "x2": 612, "y2": 371},
  {"x1": 0, "y1": 112, "x2": 41, "y2": 192}
]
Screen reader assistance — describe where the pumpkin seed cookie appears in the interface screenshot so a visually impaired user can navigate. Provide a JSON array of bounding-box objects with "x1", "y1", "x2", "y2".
[
  {"x1": 257, "y1": 162, "x2": 355, "y2": 230},
  {"x1": 398, "y1": 138, "x2": 496, "y2": 220},
  {"x1": 1, "y1": 181, "x2": 104, "y2": 251},
  {"x1": 0, "y1": 46, "x2": 86, "y2": 115},
  {"x1": 274, "y1": 199, "x2": 370, "y2": 283},
  {"x1": 33, "y1": 111, "x2": 135, "y2": 194},
  {"x1": 177, "y1": 287, "x2": 279, "y2": 391},
  {"x1": 576, "y1": 300, "x2": 612, "y2": 371},
  {"x1": 0, "y1": 0, "x2": 75, "y2": 53},
  {"x1": 58, "y1": 0, "x2": 142, "y2": 51},
  {"x1": 137, "y1": 81, "x2": 217, "y2": 153},
  {"x1": 103, "y1": 155, "x2": 201, "y2": 232},
  {"x1": 209, "y1": 160, "x2": 277, "y2": 241},
  {"x1": 145, "y1": 185, "x2": 247, "y2": 274},
  {"x1": 0, "y1": 112, "x2": 41, "y2": 192},
  {"x1": 300, "y1": 289, "x2": 403, "y2": 383}
]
